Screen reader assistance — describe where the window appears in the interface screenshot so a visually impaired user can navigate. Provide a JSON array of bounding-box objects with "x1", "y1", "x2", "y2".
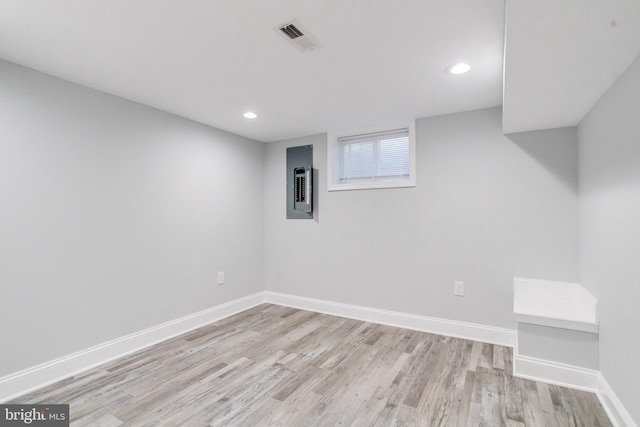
[{"x1": 327, "y1": 121, "x2": 416, "y2": 191}]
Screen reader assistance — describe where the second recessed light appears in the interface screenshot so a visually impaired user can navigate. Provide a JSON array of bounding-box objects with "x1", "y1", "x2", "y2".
[
  {"x1": 243, "y1": 112, "x2": 257, "y2": 119},
  {"x1": 447, "y1": 63, "x2": 471, "y2": 75}
]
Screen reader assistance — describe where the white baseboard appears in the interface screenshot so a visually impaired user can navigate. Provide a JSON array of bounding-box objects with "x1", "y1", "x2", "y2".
[
  {"x1": 597, "y1": 374, "x2": 638, "y2": 427},
  {"x1": 513, "y1": 354, "x2": 600, "y2": 392},
  {"x1": 0, "y1": 292, "x2": 265, "y2": 403},
  {"x1": 265, "y1": 291, "x2": 516, "y2": 347},
  {"x1": 513, "y1": 355, "x2": 639, "y2": 426}
]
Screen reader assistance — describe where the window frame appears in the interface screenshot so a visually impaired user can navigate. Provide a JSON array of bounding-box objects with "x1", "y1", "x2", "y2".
[{"x1": 327, "y1": 120, "x2": 416, "y2": 191}]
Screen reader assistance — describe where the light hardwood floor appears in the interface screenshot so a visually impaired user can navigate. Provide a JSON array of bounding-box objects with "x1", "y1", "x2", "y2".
[{"x1": 12, "y1": 304, "x2": 612, "y2": 426}]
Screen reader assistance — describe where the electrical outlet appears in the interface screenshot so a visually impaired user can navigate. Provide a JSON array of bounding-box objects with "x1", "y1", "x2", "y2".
[
  {"x1": 217, "y1": 271, "x2": 225, "y2": 285},
  {"x1": 454, "y1": 281, "x2": 464, "y2": 297}
]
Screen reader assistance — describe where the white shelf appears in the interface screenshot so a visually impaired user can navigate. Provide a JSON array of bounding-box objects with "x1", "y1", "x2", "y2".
[{"x1": 513, "y1": 277, "x2": 599, "y2": 334}]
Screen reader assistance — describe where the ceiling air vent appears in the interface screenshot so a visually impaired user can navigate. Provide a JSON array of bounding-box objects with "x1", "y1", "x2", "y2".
[
  {"x1": 274, "y1": 18, "x2": 322, "y2": 53},
  {"x1": 280, "y1": 24, "x2": 304, "y2": 39}
]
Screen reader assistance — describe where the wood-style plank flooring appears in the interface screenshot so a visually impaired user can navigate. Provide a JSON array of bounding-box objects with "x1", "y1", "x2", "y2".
[{"x1": 12, "y1": 304, "x2": 612, "y2": 426}]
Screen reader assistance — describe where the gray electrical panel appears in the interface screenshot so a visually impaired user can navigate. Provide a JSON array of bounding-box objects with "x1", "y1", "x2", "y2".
[{"x1": 286, "y1": 145, "x2": 313, "y2": 219}]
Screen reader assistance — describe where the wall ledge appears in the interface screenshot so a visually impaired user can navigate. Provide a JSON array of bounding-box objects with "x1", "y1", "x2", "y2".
[{"x1": 514, "y1": 277, "x2": 599, "y2": 333}]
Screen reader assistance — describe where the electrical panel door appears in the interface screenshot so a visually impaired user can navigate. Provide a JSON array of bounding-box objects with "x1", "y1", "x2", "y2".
[{"x1": 286, "y1": 145, "x2": 313, "y2": 219}]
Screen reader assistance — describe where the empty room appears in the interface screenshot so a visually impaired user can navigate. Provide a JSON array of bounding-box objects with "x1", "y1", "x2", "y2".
[{"x1": 1, "y1": 0, "x2": 639, "y2": 426}]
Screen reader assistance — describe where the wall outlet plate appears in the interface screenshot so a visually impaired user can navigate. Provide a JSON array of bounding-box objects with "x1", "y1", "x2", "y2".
[
  {"x1": 454, "y1": 281, "x2": 464, "y2": 296},
  {"x1": 217, "y1": 271, "x2": 225, "y2": 285}
]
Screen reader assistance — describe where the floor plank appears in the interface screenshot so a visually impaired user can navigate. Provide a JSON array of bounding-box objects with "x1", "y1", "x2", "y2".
[{"x1": 11, "y1": 304, "x2": 612, "y2": 426}]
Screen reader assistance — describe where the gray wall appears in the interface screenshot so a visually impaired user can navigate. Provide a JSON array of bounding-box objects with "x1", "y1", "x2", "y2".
[
  {"x1": 0, "y1": 60, "x2": 265, "y2": 376},
  {"x1": 579, "y1": 54, "x2": 640, "y2": 423},
  {"x1": 264, "y1": 107, "x2": 579, "y2": 329},
  {"x1": 517, "y1": 324, "x2": 599, "y2": 370}
]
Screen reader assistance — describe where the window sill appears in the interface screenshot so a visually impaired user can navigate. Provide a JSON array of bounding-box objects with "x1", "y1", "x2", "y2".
[{"x1": 328, "y1": 179, "x2": 416, "y2": 192}]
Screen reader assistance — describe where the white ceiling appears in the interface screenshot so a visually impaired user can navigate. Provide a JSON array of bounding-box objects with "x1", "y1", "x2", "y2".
[
  {"x1": 0, "y1": 1, "x2": 638, "y2": 142},
  {"x1": 503, "y1": 0, "x2": 640, "y2": 134}
]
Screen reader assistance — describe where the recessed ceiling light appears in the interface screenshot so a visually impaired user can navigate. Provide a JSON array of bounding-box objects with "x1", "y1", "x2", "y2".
[
  {"x1": 447, "y1": 63, "x2": 471, "y2": 75},
  {"x1": 243, "y1": 112, "x2": 257, "y2": 119}
]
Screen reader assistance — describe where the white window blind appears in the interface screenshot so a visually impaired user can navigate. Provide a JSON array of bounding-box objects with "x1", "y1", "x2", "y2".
[{"x1": 339, "y1": 128, "x2": 410, "y2": 183}]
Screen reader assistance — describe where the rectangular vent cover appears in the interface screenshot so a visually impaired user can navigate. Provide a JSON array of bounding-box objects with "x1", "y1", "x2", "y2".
[
  {"x1": 275, "y1": 18, "x2": 322, "y2": 53},
  {"x1": 280, "y1": 24, "x2": 304, "y2": 39}
]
